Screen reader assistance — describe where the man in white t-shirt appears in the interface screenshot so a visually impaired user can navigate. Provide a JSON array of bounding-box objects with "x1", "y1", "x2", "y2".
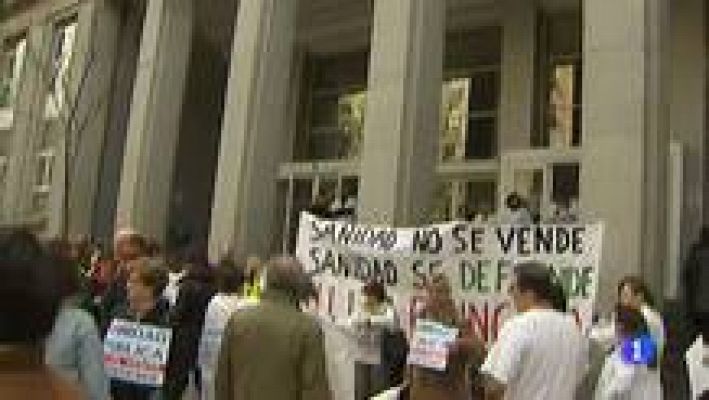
[{"x1": 481, "y1": 262, "x2": 587, "y2": 400}]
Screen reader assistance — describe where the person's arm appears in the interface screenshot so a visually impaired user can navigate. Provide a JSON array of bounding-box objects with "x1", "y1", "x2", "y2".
[
  {"x1": 214, "y1": 318, "x2": 236, "y2": 400},
  {"x1": 76, "y1": 312, "x2": 110, "y2": 400},
  {"x1": 450, "y1": 320, "x2": 486, "y2": 366},
  {"x1": 300, "y1": 321, "x2": 332, "y2": 400}
]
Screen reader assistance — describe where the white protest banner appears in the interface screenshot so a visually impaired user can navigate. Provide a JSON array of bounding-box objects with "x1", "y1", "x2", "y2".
[
  {"x1": 103, "y1": 319, "x2": 173, "y2": 387},
  {"x1": 296, "y1": 212, "x2": 603, "y2": 342},
  {"x1": 407, "y1": 319, "x2": 459, "y2": 371}
]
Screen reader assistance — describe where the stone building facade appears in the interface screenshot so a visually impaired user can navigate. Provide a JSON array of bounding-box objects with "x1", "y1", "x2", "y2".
[{"x1": 0, "y1": 0, "x2": 706, "y2": 309}]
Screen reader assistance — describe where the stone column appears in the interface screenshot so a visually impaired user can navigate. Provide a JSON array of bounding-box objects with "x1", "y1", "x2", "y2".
[
  {"x1": 115, "y1": 0, "x2": 193, "y2": 242},
  {"x1": 46, "y1": 0, "x2": 121, "y2": 238},
  {"x1": 498, "y1": 0, "x2": 536, "y2": 151},
  {"x1": 2, "y1": 23, "x2": 53, "y2": 226},
  {"x1": 207, "y1": 0, "x2": 297, "y2": 261},
  {"x1": 356, "y1": 0, "x2": 444, "y2": 226},
  {"x1": 669, "y1": 0, "x2": 705, "y2": 288},
  {"x1": 581, "y1": 0, "x2": 670, "y2": 309}
]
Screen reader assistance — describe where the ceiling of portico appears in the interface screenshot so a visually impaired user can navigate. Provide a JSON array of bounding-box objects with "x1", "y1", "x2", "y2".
[{"x1": 297, "y1": 0, "x2": 580, "y2": 54}]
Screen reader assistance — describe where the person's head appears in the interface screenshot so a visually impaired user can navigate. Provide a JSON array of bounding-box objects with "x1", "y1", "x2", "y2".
[
  {"x1": 69, "y1": 237, "x2": 90, "y2": 262},
  {"x1": 362, "y1": 279, "x2": 387, "y2": 310},
  {"x1": 246, "y1": 255, "x2": 262, "y2": 278},
  {"x1": 126, "y1": 257, "x2": 169, "y2": 312},
  {"x1": 215, "y1": 257, "x2": 246, "y2": 294},
  {"x1": 0, "y1": 229, "x2": 62, "y2": 345},
  {"x1": 509, "y1": 262, "x2": 556, "y2": 313},
  {"x1": 263, "y1": 255, "x2": 305, "y2": 302},
  {"x1": 615, "y1": 304, "x2": 649, "y2": 339},
  {"x1": 114, "y1": 229, "x2": 148, "y2": 263},
  {"x1": 505, "y1": 192, "x2": 524, "y2": 211},
  {"x1": 618, "y1": 276, "x2": 653, "y2": 309}
]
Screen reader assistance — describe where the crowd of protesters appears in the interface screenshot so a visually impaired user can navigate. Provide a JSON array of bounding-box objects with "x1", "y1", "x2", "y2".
[{"x1": 0, "y1": 212, "x2": 708, "y2": 400}]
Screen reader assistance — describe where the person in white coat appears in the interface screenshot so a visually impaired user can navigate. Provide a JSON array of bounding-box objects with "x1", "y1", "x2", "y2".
[
  {"x1": 197, "y1": 258, "x2": 255, "y2": 400},
  {"x1": 617, "y1": 276, "x2": 666, "y2": 359},
  {"x1": 595, "y1": 304, "x2": 662, "y2": 400}
]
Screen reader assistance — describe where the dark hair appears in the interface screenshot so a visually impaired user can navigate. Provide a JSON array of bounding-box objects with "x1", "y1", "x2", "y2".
[
  {"x1": 618, "y1": 276, "x2": 655, "y2": 307},
  {"x1": 615, "y1": 304, "x2": 658, "y2": 369},
  {"x1": 264, "y1": 256, "x2": 304, "y2": 300},
  {"x1": 215, "y1": 257, "x2": 245, "y2": 294},
  {"x1": 505, "y1": 193, "x2": 523, "y2": 211},
  {"x1": 297, "y1": 273, "x2": 318, "y2": 302},
  {"x1": 363, "y1": 280, "x2": 387, "y2": 303},
  {"x1": 514, "y1": 262, "x2": 556, "y2": 305},
  {"x1": 132, "y1": 257, "x2": 169, "y2": 298},
  {"x1": 54, "y1": 255, "x2": 82, "y2": 300},
  {"x1": 0, "y1": 229, "x2": 62, "y2": 344}
]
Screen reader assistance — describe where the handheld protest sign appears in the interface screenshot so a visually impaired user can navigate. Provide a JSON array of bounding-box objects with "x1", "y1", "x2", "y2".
[
  {"x1": 103, "y1": 319, "x2": 173, "y2": 387},
  {"x1": 407, "y1": 319, "x2": 459, "y2": 371}
]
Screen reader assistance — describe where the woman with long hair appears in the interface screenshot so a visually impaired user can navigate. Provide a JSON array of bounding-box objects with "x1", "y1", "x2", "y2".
[
  {"x1": 45, "y1": 251, "x2": 109, "y2": 400},
  {"x1": 408, "y1": 274, "x2": 485, "y2": 400},
  {"x1": 595, "y1": 304, "x2": 662, "y2": 400}
]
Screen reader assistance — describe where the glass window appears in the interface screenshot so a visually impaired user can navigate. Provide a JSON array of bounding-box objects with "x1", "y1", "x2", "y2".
[
  {"x1": 0, "y1": 155, "x2": 7, "y2": 203},
  {"x1": 536, "y1": 14, "x2": 582, "y2": 148},
  {"x1": 46, "y1": 18, "x2": 77, "y2": 117},
  {"x1": 430, "y1": 179, "x2": 497, "y2": 222},
  {"x1": 551, "y1": 163, "x2": 580, "y2": 204},
  {"x1": 30, "y1": 149, "x2": 54, "y2": 213},
  {"x1": 0, "y1": 35, "x2": 26, "y2": 109},
  {"x1": 441, "y1": 28, "x2": 501, "y2": 162},
  {"x1": 278, "y1": 175, "x2": 360, "y2": 252},
  {"x1": 32, "y1": 192, "x2": 50, "y2": 213},
  {"x1": 296, "y1": 50, "x2": 369, "y2": 161},
  {"x1": 35, "y1": 149, "x2": 54, "y2": 189}
]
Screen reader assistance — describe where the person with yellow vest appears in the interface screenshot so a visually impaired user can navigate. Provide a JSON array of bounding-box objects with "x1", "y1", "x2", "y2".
[{"x1": 243, "y1": 256, "x2": 264, "y2": 301}]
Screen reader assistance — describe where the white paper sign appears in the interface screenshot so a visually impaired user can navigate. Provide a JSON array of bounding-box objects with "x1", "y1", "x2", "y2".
[
  {"x1": 407, "y1": 319, "x2": 459, "y2": 371},
  {"x1": 103, "y1": 319, "x2": 173, "y2": 387}
]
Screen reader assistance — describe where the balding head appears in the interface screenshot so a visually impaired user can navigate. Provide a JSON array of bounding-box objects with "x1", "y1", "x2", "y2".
[{"x1": 264, "y1": 256, "x2": 305, "y2": 299}]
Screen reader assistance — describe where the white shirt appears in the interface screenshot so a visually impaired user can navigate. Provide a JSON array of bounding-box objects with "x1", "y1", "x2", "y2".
[
  {"x1": 198, "y1": 294, "x2": 256, "y2": 400},
  {"x1": 163, "y1": 271, "x2": 186, "y2": 307},
  {"x1": 343, "y1": 305, "x2": 397, "y2": 365},
  {"x1": 686, "y1": 336, "x2": 709, "y2": 399},
  {"x1": 595, "y1": 348, "x2": 662, "y2": 400},
  {"x1": 318, "y1": 316, "x2": 357, "y2": 400},
  {"x1": 481, "y1": 309, "x2": 587, "y2": 400},
  {"x1": 589, "y1": 306, "x2": 666, "y2": 362},
  {"x1": 641, "y1": 305, "x2": 665, "y2": 358}
]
